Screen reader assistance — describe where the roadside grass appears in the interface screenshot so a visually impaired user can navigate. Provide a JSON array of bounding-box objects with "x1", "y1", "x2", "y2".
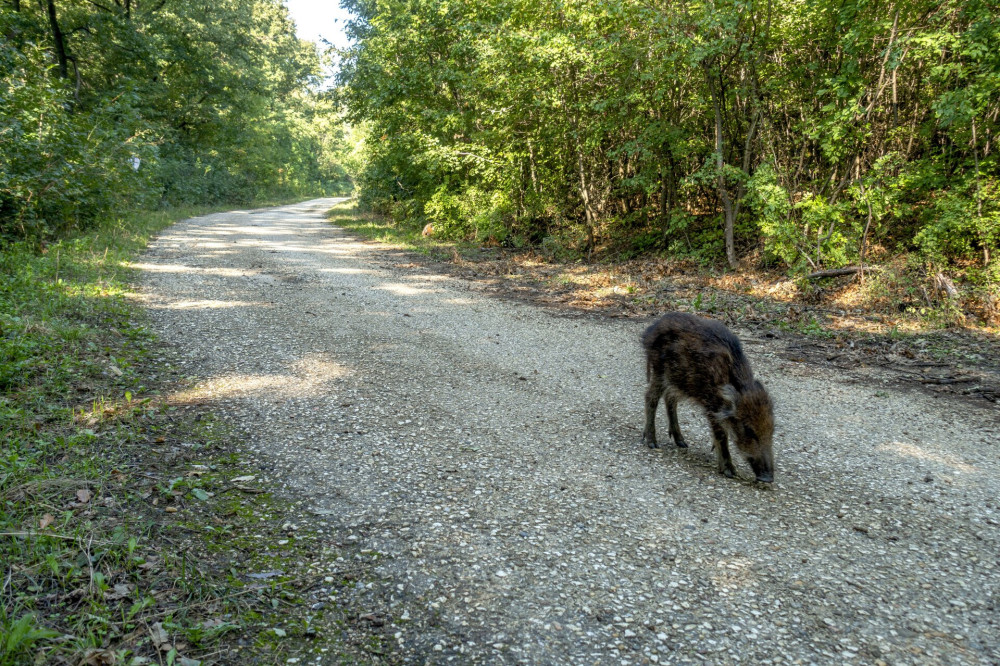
[
  {"x1": 1, "y1": 205, "x2": 378, "y2": 665},
  {"x1": 326, "y1": 201, "x2": 497, "y2": 263},
  {"x1": 325, "y1": 202, "x2": 421, "y2": 247}
]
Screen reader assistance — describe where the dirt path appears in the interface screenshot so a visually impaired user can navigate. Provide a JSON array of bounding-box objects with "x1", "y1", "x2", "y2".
[{"x1": 139, "y1": 199, "x2": 999, "y2": 665}]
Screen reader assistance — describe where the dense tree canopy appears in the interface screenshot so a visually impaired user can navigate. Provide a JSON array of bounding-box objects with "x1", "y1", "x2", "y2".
[
  {"x1": 1, "y1": 0, "x2": 349, "y2": 239},
  {"x1": 338, "y1": 0, "x2": 999, "y2": 281}
]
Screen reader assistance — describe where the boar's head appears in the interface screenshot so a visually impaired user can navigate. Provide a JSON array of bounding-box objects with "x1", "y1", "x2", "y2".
[{"x1": 720, "y1": 381, "x2": 775, "y2": 483}]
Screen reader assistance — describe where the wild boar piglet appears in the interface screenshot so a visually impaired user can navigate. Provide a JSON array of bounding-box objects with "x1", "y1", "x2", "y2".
[{"x1": 641, "y1": 312, "x2": 775, "y2": 482}]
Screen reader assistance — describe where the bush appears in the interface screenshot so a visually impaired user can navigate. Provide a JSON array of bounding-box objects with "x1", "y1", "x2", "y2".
[
  {"x1": 915, "y1": 177, "x2": 1000, "y2": 268},
  {"x1": 424, "y1": 185, "x2": 511, "y2": 243},
  {"x1": 0, "y1": 42, "x2": 158, "y2": 240}
]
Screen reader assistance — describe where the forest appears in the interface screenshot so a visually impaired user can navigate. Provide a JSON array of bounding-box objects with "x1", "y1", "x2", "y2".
[
  {"x1": 1, "y1": 0, "x2": 349, "y2": 240},
  {"x1": 338, "y1": 0, "x2": 999, "y2": 312}
]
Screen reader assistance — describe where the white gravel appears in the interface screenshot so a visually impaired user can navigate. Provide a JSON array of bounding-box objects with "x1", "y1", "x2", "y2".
[{"x1": 138, "y1": 199, "x2": 999, "y2": 664}]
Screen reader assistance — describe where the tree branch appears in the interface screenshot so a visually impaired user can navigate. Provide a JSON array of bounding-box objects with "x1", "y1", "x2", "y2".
[{"x1": 805, "y1": 266, "x2": 881, "y2": 280}]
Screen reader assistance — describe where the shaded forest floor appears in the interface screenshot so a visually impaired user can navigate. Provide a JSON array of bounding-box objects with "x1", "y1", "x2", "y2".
[{"x1": 328, "y1": 203, "x2": 1000, "y2": 408}]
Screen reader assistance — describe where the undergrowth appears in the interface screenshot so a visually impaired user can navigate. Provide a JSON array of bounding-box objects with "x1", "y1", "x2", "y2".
[{"x1": 328, "y1": 200, "x2": 1000, "y2": 335}]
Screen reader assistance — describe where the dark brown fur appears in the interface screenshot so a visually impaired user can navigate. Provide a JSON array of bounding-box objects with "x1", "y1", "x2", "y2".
[{"x1": 641, "y1": 312, "x2": 775, "y2": 482}]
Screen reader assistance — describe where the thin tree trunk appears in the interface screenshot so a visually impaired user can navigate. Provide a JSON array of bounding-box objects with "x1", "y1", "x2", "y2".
[
  {"x1": 527, "y1": 140, "x2": 539, "y2": 194},
  {"x1": 565, "y1": 65, "x2": 596, "y2": 257},
  {"x1": 576, "y1": 143, "x2": 596, "y2": 256},
  {"x1": 659, "y1": 162, "x2": 669, "y2": 241},
  {"x1": 858, "y1": 182, "x2": 875, "y2": 282},
  {"x1": 972, "y1": 119, "x2": 987, "y2": 265},
  {"x1": 69, "y1": 55, "x2": 81, "y2": 102},
  {"x1": 705, "y1": 61, "x2": 736, "y2": 268},
  {"x1": 47, "y1": 0, "x2": 69, "y2": 80}
]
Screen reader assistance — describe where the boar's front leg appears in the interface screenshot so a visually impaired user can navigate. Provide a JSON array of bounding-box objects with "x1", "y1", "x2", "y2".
[
  {"x1": 666, "y1": 397, "x2": 687, "y2": 448},
  {"x1": 642, "y1": 379, "x2": 665, "y2": 448},
  {"x1": 708, "y1": 416, "x2": 736, "y2": 478}
]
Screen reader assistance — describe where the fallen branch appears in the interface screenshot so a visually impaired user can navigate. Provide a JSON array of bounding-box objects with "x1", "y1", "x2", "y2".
[
  {"x1": 919, "y1": 377, "x2": 975, "y2": 385},
  {"x1": 216, "y1": 484, "x2": 267, "y2": 496},
  {"x1": 0, "y1": 531, "x2": 117, "y2": 546},
  {"x1": 2, "y1": 478, "x2": 98, "y2": 501},
  {"x1": 805, "y1": 266, "x2": 881, "y2": 280}
]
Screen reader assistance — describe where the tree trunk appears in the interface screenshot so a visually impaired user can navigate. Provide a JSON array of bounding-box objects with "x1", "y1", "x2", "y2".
[
  {"x1": 705, "y1": 61, "x2": 736, "y2": 267},
  {"x1": 46, "y1": 0, "x2": 69, "y2": 80},
  {"x1": 576, "y1": 143, "x2": 596, "y2": 256},
  {"x1": 527, "y1": 140, "x2": 539, "y2": 194},
  {"x1": 659, "y1": 162, "x2": 669, "y2": 238}
]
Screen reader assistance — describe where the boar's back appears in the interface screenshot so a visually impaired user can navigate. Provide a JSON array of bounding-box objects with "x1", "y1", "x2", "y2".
[{"x1": 642, "y1": 312, "x2": 755, "y2": 400}]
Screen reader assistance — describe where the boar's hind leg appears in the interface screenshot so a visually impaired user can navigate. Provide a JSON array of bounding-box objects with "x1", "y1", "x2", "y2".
[
  {"x1": 666, "y1": 397, "x2": 687, "y2": 448},
  {"x1": 642, "y1": 379, "x2": 665, "y2": 448},
  {"x1": 708, "y1": 417, "x2": 736, "y2": 478}
]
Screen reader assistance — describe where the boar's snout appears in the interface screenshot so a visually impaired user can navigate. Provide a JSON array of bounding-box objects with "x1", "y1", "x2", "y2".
[{"x1": 748, "y1": 448, "x2": 774, "y2": 483}]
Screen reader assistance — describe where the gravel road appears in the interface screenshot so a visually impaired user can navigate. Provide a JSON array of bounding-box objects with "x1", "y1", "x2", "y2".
[{"x1": 138, "y1": 199, "x2": 999, "y2": 665}]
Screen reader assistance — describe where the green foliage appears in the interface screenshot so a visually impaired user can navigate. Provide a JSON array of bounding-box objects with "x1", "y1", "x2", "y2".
[
  {"x1": 795, "y1": 195, "x2": 852, "y2": 269},
  {"x1": 915, "y1": 177, "x2": 1000, "y2": 265},
  {"x1": 746, "y1": 164, "x2": 794, "y2": 266},
  {"x1": 425, "y1": 185, "x2": 511, "y2": 242},
  {"x1": 0, "y1": 611, "x2": 61, "y2": 665},
  {"x1": 0, "y1": 40, "x2": 156, "y2": 237},
  {"x1": 337, "y1": 0, "x2": 1000, "y2": 293},
  {"x1": 1, "y1": 0, "x2": 351, "y2": 240}
]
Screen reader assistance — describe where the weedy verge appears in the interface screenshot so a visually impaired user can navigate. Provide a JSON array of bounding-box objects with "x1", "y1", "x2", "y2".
[{"x1": 1, "y1": 208, "x2": 386, "y2": 665}]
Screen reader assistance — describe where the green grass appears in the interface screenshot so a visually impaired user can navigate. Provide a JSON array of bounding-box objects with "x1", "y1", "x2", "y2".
[
  {"x1": 326, "y1": 199, "x2": 487, "y2": 262},
  {"x1": 0, "y1": 206, "x2": 231, "y2": 665},
  {"x1": 326, "y1": 200, "x2": 424, "y2": 245},
  {"x1": 1, "y1": 203, "x2": 385, "y2": 665}
]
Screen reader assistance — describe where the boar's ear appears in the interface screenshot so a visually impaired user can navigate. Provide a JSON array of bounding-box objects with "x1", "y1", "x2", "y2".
[{"x1": 716, "y1": 384, "x2": 738, "y2": 420}]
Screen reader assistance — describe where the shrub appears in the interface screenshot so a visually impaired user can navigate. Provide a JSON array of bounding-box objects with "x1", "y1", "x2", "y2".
[
  {"x1": 0, "y1": 42, "x2": 158, "y2": 240},
  {"x1": 424, "y1": 185, "x2": 511, "y2": 243},
  {"x1": 915, "y1": 177, "x2": 1000, "y2": 268}
]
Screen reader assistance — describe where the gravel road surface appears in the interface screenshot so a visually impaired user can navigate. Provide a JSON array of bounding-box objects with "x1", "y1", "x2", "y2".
[{"x1": 138, "y1": 199, "x2": 999, "y2": 665}]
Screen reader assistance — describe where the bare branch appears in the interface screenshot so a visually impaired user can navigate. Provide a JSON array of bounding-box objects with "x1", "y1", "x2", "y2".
[{"x1": 805, "y1": 266, "x2": 881, "y2": 280}]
